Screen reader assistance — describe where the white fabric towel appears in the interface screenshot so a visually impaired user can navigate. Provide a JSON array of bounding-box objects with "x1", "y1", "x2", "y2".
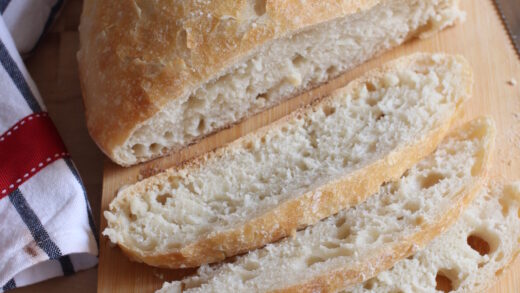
[
  {"x1": 1, "y1": 0, "x2": 64, "y2": 54},
  {"x1": 0, "y1": 1, "x2": 98, "y2": 291}
]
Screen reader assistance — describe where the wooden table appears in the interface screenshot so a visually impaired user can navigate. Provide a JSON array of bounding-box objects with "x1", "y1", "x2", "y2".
[{"x1": 11, "y1": 0, "x2": 520, "y2": 292}]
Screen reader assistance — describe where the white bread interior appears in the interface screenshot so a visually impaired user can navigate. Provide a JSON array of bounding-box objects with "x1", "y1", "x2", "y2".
[
  {"x1": 156, "y1": 117, "x2": 495, "y2": 292},
  {"x1": 350, "y1": 182, "x2": 520, "y2": 293},
  {"x1": 117, "y1": 0, "x2": 462, "y2": 165},
  {"x1": 103, "y1": 53, "x2": 471, "y2": 268}
]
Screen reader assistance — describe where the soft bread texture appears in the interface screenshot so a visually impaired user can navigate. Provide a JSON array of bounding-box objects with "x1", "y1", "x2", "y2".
[
  {"x1": 349, "y1": 182, "x2": 520, "y2": 293},
  {"x1": 78, "y1": 0, "x2": 463, "y2": 165},
  {"x1": 103, "y1": 53, "x2": 472, "y2": 268},
  {"x1": 156, "y1": 117, "x2": 495, "y2": 293}
]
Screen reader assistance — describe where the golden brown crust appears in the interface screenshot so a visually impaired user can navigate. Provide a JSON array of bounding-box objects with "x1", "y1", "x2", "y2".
[
  {"x1": 78, "y1": 0, "x2": 380, "y2": 163},
  {"x1": 108, "y1": 53, "x2": 474, "y2": 269}
]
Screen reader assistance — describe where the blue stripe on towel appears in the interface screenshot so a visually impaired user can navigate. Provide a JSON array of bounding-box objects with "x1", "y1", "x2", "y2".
[
  {"x1": 0, "y1": 0, "x2": 10, "y2": 14},
  {"x1": 1, "y1": 278, "x2": 15, "y2": 291},
  {"x1": 9, "y1": 189, "x2": 75, "y2": 275},
  {"x1": 0, "y1": 40, "x2": 41, "y2": 112},
  {"x1": 32, "y1": 0, "x2": 64, "y2": 52}
]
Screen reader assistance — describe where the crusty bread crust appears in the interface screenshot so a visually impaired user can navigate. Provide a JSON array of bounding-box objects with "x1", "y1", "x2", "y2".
[
  {"x1": 107, "y1": 53, "x2": 474, "y2": 268},
  {"x1": 78, "y1": 0, "x2": 463, "y2": 166},
  {"x1": 78, "y1": 0, "x2": 380, "y2": 164}
]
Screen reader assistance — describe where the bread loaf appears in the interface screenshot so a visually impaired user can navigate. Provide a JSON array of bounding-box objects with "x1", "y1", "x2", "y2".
[
  {"x1": 103, "y1": 53, "x2": 472, "y2": 268},
  {"x1": 349, "y1": 182, "x2": 520, "y2": 293},
  {"x1": 78, "y1": 0, "x2": 463, "y2": 165},
  {"x1": 156, "y1": 117, "x2": 495, "y2": 293}
]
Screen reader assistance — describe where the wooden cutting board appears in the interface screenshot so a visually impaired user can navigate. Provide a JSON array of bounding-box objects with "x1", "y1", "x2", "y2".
[{"x1": 98, "y1": 0, "x2": 520, "y2": 292}]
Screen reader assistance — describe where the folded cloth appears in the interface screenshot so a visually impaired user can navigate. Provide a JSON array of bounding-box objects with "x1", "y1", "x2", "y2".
[
  {"x1": 1, "y1": 0, "x2": 65, "y2": 54},
  {"x1": 0, "y1": 5, "x2": 98, "y2": 292}
]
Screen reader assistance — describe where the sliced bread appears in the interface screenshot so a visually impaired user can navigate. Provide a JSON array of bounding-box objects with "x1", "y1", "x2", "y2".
[
  {"x1": 156, "y1": 117, "x2": 495, "y2": 292},
  {"x1": 78, "y1": 0, "x2": 463, "y2": 165},
  {"x1": 103, "y1": 53, "x2": 472, "y2": 268},
  {"x1": 349, "y1": 182, "x2": 520, "y2": 293}
]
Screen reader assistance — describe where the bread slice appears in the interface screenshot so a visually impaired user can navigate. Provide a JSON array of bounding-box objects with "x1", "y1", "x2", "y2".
[
  {"x1": 103, "y1": 53, "x2": 472, "y2": 268},
  {"x1": 155, "y1": 117, "x2": 495, "y2": 293},
  {"x1": 349, "y1": 182, "x2": 520, "y2": 293},
  {"x1": 78, "y1": 0, "x2": 463, "y2": 165}
]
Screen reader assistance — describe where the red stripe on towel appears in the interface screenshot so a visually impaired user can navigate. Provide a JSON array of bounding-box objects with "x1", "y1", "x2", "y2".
[{"x1": 0, "y1": 112, "x2": 69, "y2": 200}]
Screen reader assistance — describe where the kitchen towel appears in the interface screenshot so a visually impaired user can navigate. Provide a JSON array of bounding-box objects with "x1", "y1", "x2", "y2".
[
  {"x1": 0, "y1": 1, "x2": 98, "y2": 291},
  {"x1": 1, "y1": 0, "x2": 65, "y2": 54}
]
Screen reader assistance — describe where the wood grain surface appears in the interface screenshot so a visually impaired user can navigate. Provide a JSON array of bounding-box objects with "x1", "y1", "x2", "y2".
[{"x1": 10, "y1": 0, "x2": 520, "y2": 292}]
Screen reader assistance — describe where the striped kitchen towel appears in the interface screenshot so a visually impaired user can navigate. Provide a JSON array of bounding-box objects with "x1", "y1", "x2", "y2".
[
  {"x1": 1, "y1": 0, "x2": 65, "y2": 54},
  {"x1": 0, "y1": 1, "x2": 98, "y2": 291}
]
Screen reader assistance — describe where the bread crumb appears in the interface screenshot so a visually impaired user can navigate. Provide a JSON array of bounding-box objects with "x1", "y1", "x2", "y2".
[
  {"x1": 508, "y1": 78, "x2": 517, "y2": 86},
  {"x1": 153, "y1": 269, "x2": 164, "y2": 280}
]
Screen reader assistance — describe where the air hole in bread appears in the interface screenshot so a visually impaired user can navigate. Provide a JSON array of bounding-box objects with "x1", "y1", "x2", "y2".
[
  {"x1": 131, "y1": 144, "x2": 146, "y2": 156},
  {"x1": 240, "y1": 273, "x2": 256, "y2": 282},
  {"x1": 164, "y1": 131, "x2": 174, "y2": 140},
  {"x1": 363, "y1": 279, "x2": 375, "y2": 290},
  {"x1": 368, "y1": 142, "x2": 377, "y2": 153},
  {"x1": 197, "y1": 118, "x2": 205, "y2": 132},
  {"x1": 150, "y1": 143, "x2": 163, "y2": 154},
  {"x1": 495, "y1": 268, "x2": 504, "y2": 276},
  {"x1": 435, "y1": 271, "x2": 453, "y2": 292},
  {"x1": 309, "y1": 131, "x2": 318, "y2": 149},
  {"x1": 326, "y1": 65, "x2": 338, "y2": 76},
  {"x1": 243, "y1": 141, "x2": 254, "y2": 150},
  {"x1": 256, "y1": 93, "x2": 267, "y2": 101},
  {"x1": 365, "y1": 82, "x2": 377, "y2": 92},
  {"x1": 253, "y1": 0, "x2": 266, "y2": 16},
  {"x1": 297, "y1": 161, "x2": 309, "y2": 171},
  {"x1": 245, "y1": 85, "x2": 254, "y2": 95},
  {"x1": 467, "y1": 234, "x2": 491, "y2": 256},
  {"x1": 335, "y1": 217, "x2": 346, "y2": 228},
  {"x1": 376, "y1": 112, "x2": 385, "y2": 121},
  {"x1": 322, "y1": 105, "x2": 336, "y2": 117},
  {"x1": 156, "y1": 194, "x2": 170, "y2": 205},
  {"x1": 243, "y1": 261, "x2": 260, "y2": 271},
  {"x1": 414, "y1": 215, "x2": 425, "y2": 225},
  {"x1": 498, "y1": 197, "x2": 510, "y2": 216},
  {"x1": 420, "y1": 172, "x2": 445, "y2": 189},
  {"x1": 186, "y1": 182, "x2": 197, "y2": 194},
  {"x1": 291, "y1": 53, "x2": 305, "y2": 67},
  {"x1": 336, "y1": 226, "x2": 351, "y2": 239},
  {"x1": 404, "y1": 200, "x2": 420, "y2": 213},
  {"x1": 322, "y1": 242, "x2": 340, "y2": 249},
  {"x1": 306, "y1": 256, "x2": 326, "y2": 267},
  {"x1": 366, "y1": 97, "x2": 379, "y2": 107},
  {"x1": 167, "y1": 176, "x2": 180, "y2": 189}
]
